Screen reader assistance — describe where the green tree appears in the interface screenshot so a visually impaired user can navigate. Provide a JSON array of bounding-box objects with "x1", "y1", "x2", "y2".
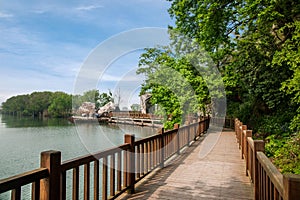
[
  {"x1": 28, "y1": 91, "x2": 53, "y2": 116},
  {"x1": 81, "y1": 90, "x2": 100, "y2": 104},
  {"x1": 167, "y1": 0, "x2": 299, "y2": 125},
  {"x1": 131, "y1": 104, "x2": 141, "y2": 111},
  {"x1": 48, "y1": 92, "x2": 72, "y2": 117},
  {"x1": 167, "y1": 0, "x2": 300, "y2": 173},
  {"x1": 137, "y1": 46, "x2": 216, "y2": 129},
  {"x1": 98, "y1": 90, "x2": 114, "y2": 107}
]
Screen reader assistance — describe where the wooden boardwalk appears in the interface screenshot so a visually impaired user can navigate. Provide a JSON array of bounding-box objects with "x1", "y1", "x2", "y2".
[{"x1": 118, "y1": 129, "x2": 253, "y2": 200}]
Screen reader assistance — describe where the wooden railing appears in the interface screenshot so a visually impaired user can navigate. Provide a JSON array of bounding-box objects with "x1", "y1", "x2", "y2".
[
  {"x1": 0, "y1": 168, "x2": 49, "y2": 200},
  {"x1": 235, "y1": 119, "x2": 300, "y2": 200},
  {"x1": 0, "y1": 117, "x2": 210, "y2": 200},
  {"x1": 109, "y1": 111, "x2": 161, "y2": 120}
]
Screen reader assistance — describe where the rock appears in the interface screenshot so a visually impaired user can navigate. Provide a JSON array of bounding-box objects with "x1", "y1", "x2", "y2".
[{"x1": 98, "y1": 102, "x2": 115, "y2": 116}]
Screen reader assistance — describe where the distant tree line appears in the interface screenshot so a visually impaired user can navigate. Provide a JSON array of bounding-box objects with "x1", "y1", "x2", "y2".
[
  {"x1": 1, "y1": 91, "x2": 72, "y2": 118},
  {"x1": 1, "y1": 90, "x2": 117, "y2": 118}
]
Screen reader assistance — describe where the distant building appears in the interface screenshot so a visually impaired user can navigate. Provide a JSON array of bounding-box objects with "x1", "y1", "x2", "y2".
[{"x1": 140, "y1": 93, "x2": 156, "y2": 114}]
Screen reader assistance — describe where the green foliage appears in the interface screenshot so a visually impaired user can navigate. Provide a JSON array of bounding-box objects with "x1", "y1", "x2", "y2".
[
  {"x1": 48, "y1": 92, "x2": 72, "y2": 117},
  {"x1": 2, "y1": 91, "x2": 72, "y2": 118},
  {"x1": 137, "y1": 46, "x2": 214, "y2": 129},
  {"x1": 98, "y1": 90, "x2": 113, "y2": 108},
  {"x1": 266, "y1": 133, "x2": 300, "y2": 174},
  {"x1": 72, "y1": 89, "x2": 114, "y2": 109},
  {"x1": 166, "y1": 0, "x2": 300, "y2": 173},
  {"x1": 130, "y1": 104, "x2": 141, "y2": 111}
]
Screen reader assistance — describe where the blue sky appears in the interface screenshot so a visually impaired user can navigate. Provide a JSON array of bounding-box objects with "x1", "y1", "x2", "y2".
[{"x1": 0, "y1": 0, "x2": 173, "y2": 106}]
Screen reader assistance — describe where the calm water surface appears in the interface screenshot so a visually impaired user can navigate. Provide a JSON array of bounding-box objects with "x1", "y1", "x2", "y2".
[{"x1": 0, "y1": 114, "x2": 158, "y2": 199}]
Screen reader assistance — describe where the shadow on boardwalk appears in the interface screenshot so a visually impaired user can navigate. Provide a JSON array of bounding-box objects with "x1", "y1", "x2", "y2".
[{"x1": 118, "y1": 129, "x2": 253, "y2": 200}]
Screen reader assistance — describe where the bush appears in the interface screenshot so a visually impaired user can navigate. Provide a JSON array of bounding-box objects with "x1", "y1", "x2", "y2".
[{"x1": 268, "y1": 133, "x2": 300, "y2": 175}]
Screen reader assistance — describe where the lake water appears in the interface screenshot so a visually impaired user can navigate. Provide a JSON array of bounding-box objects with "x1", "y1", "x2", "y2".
[{"x1": 0, "y1": 114, "x2": 158, "y2": 199}]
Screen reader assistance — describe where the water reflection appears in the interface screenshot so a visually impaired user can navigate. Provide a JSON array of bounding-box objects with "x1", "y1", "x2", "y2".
[{"x1": 1, "y1": 114, "x2": 72, "y2": 128}]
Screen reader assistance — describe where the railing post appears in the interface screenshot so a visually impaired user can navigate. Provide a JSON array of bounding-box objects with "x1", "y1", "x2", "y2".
[
  {"x1": 241, "y1": 125, "x2": 247, "y2": 151},
  {"x1": 199, "y1": 119, "x2": 203, "y2": 136},
  {"x1": 124, "y1": 134, "x2": 135, "y2": 194},
  {"x1": 241, "y1": 125, "x2": 247, "y2": 158},
  {"x1": 244, "y1": 130, "x2": 252, "y2": 176},
  {"x1": 205, "y1": 116, "x2": 209, "y2": 131},
  {"x1": 197, "y1": 119, "x2": 201, "y2": 137},
  {"x1": 237, "y1": 122, "x2": 242, "y2": 147},
  {"x1": 159, "y1": 128, "x2": 165, "y2": 168},
  {"x1": 203, "y1": 117, "x2": 206, "y2": 132},
  {"x1": 186, "y1": 122, "x2": 191, "y2": 146},
  {"x1": 283, "y1": 174, "x2": 300, "y2": 200},
  {"x1": 235, "y1": 119, "x2": 239, "y2": 140},
  {"x1": 40, "y1": 150, "x2": 62, "y2": 200},
  {"x1": 253, "y1": 140, "x2": 265, "y2": 200},
  {"x1": 174, "y1": 124, "x2": 180, "y2": 154}
]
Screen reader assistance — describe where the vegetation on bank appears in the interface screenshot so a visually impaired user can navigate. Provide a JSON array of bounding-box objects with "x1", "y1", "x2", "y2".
[
  {"x1": 137, "y1": 0, "x2": 299, "y2": 174},
  {"x1": 1, "y1": 91, "x2": 72, "y2": 118},
  {"x1": 1, "y1": 90, "x2": 115, "y2": 118}
]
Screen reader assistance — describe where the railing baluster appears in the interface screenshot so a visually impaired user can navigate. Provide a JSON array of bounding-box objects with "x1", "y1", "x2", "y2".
[
  {"x1": 84, "y1": 163, "x2": 90, "y2": 200},
  {"x1": 94, "y1": 160, "x2": 99, "y2": 200},
  {"x1": 110, "y1": 154, "x2": 115, "y2": 197},
  {"x1": 11, "y1": 187, "x2": 21, "y2": 200},
  {"x1": 61, "y1": 171, "x2": 66, "y2": 200},
  {"x1": 151, "y1": 140, "x2": 154, "y2": 168},
  {"x1": 145, "y1": 142, "x2": 148, "y2": 173},
  {"x1": 102, "y1": 157, "x2": 107, "y2": 200},
  {"x1": 73, "y1": 167, "x2": 79, "y2": 200},
  {"x1": 123, "y1": 151, "x2": 127, "y2": 188},
  {"x1": 117, "y1": 152, "x2": 121, "y2": 192},
  {"x1": 141, "y1": 144, "x2": 144, "y2": 175},
  {"x1": 136, "y1": 145, "x2": 140, "y2": 179},
  {"x1": 32, "y1": 180, "x2": 40, "y2": 200}
]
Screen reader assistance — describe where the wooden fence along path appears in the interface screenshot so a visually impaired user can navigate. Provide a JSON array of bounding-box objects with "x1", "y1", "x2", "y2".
[
  {"x1": 0, "y1": 118, "x2": 209, "y2": 200},
  {"x1": 235, "y1": 119, "x2": 300, "y2": 200},
  {"x1": 118, "y1": 129, "x2": 253, "y2": 200},
  {"x1": 1, "y1": 117, "x2": 300, "y2": 200}
]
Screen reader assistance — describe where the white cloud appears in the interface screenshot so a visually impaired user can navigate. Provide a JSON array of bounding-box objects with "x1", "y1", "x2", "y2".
[
  {"x1": 75, "y1": 5, "x2": 104, "y2": 11},
  {"x1": 0, "y1": 12, "x2": 13, "y2": 18}
]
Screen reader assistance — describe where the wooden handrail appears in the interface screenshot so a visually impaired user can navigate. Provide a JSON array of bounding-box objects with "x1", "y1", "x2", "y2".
[
  {"x1": 61, "y1": 143, "x2": 130, "y2": 171},
  {"x1": 0, "y1": 117, "x2": 210, "y2": 200},
  {"x1": 257, "y1": 152, "x2": 284, "y2": 197},
  {"x1": 235, "y1": 118, "x2": 300, "y2": 200},
  {"x1": 0, "y1": 168, "x2": 48, "y2": 193}
]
